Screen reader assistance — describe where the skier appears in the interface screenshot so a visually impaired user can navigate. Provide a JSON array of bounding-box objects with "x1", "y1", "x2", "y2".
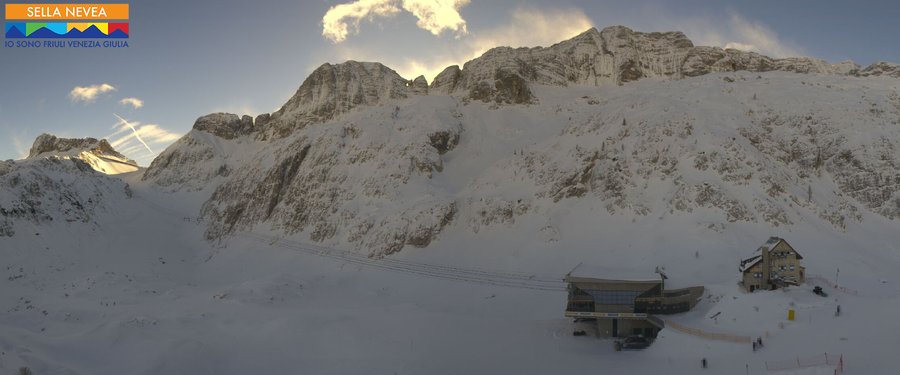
[{"x1": 701, "y1": 358, "x2": 708, "y2": 369}]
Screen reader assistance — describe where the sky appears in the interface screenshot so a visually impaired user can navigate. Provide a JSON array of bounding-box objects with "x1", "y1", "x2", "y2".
[{"x1": 1, "y1": 0, "x2": 898, "y2": 165}]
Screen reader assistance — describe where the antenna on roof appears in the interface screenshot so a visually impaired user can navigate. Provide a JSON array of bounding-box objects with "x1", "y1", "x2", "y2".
[{"x1": 655, "y1": 266, "x2": 668, "y2": 280}]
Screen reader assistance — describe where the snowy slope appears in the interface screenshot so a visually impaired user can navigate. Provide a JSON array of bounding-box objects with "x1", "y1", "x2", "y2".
[
  {"x1": 144, "y1": 71, "x2": 900, "y2": 258},
  {"x1": 2, "y1": 176, "x2": 900, "y2": 374},
  {"x1": 0, "y1": 157, "x2": 133, "y2": 238}
]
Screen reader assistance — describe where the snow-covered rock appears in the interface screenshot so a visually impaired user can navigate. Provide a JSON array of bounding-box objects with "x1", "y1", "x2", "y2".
[
  {"x1": 858, "y1": 61, "x2": 900, "y2": 78},
  {"x1": 261, "y1": 61, "x2": 418, "y2": 140},
  {"x1": 199, "y1": 95, "x2": 463, "y2": 256},
  {"x1": 141, "y1": 26, "x2": 899, "y2": 256},
  {"x1": 27, "y1": 133, "x2": 138, "y2": 175},
  {"x1": 0, "y1": 157, "x2": 131, "y2": 237},
  {"x1": 191, "y1": 113, "x2": 256, "y2": 140},
  {"x1": 142, "y1": 115, "x2": 263, "y2": 192},
  {"x1": 434, "y1": 26, "x2": 847, "y2": 103}
]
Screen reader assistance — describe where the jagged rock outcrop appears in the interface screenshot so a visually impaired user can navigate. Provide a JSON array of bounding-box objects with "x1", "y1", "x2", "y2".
[
  {"x1": 143, "y1": 25, "x2": 900, "y2": 256},
  {"x1": 27, "y1": 134, "x2": 138, "y2": 175},
  {"x1": 858, "y1": 61, "x2": 900, "y2": 78},
  {"x1": 464, "y1": 71, "x2": 898, "y2": 234},
  {"x1": 431, "y1": 65, "x2": 462, "y2": 94},
  {"x1": 681, "y1": 47, "x2": 836, "y2": 77},
  {"x1": 28, "y1": 134, "x2": 121, "y2": 159},
  {"x1": 142, "y1": 113, "x2": 262, "y2": 191},
  {"x1": 192, "y1": 113, "x2": 256, "y2": 140},
  {"x1": 199, "y1": 96, "x2": 463, "y2": 256},
  {"x1": 434, "y1": 26, "x2": 854, "y2": 103},
  {"x1": 830, "y1": 60, "x2": 860, "y2": 75},
  {"x1": 0, "y1": 157, "x2": 131, "y2": 237},
  {"x1": 410, "y1": 75, "x2": 429, "y2": 95},
  {"x1": 261, "y1": 61, "x2": 413, "y2": 139},
  {"x1": 151, "y1": 26, "x2": 899, "y2": 156}
]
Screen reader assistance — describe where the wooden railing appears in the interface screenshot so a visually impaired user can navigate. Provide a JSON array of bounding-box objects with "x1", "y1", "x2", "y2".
[
  {"x1": 664, "y1": 320, "x2": 751, "y2": 344},
  {"x1": 765, "y1": 353, "x2": 843, "y2": 372}
]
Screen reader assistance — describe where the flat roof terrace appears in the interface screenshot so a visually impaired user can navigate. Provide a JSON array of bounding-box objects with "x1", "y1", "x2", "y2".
[{"x1": 565, "y1": 263, "x2": 662, "y2": 284}]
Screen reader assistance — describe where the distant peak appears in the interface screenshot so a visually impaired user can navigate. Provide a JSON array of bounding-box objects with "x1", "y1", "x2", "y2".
[
  {"x1": 28, "y1": 133, "x2": 119, "y2": 159},
  {"x1": 192, "y1": 113, "x2": 255, "y2": 139},
  {"x1": 26, "y1": 133, "x2": 138, "y2": 174}
]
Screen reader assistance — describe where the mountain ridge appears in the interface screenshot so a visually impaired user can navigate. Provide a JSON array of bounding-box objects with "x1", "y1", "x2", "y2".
[
  {"x1": 28, "y1": 133, "x2": 139, "y2": 175},
  {"x1": 128, "y1": 25, "x2": 900, "y2": 256},
  {"x1": 162, "y1": 25, "x2": 899, "y2": 146}
]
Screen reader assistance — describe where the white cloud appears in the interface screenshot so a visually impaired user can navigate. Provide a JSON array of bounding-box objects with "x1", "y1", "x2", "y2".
[
  {"x1": 334, "y1": 6, "x2": 593, "y2": 82},
  {"x1": 106, "y1": 115, "x2": 181, "y2": 163},
  {"x1": 402, "y1": 0, "x2": 469, "y2": 37},
  {"x1": 464, "y1": 7, "x2": 593, "y2": 60},
  {"x1": 119, "y1": 97, "x2": 144, "y2": 109},
  {"x1": 322, "y1": 0, "x2": 469, "y2": 43},
  {"x1": 319, "y1": 5, "x2": 805, "y2": 84},
  {"x1": 69, "y1": 83, "x2": 116, "y2": 103},
  {"x1": 665, "y1": 13, "x2": 802, "y2": 58},
  {"x1": 10, "y1": 132, "x2": 29, "y2": 159},
  {"x1": 113, "y1": 114, "x2": 154, "y2": 154},
  {"x1": 722, "y1": 14, "x2": 800, "y2": 58}
]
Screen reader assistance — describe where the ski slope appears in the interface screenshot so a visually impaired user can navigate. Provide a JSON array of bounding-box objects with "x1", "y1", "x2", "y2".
[{"x1": 2, "y1": 173, "x2": 899, "y2": 374}]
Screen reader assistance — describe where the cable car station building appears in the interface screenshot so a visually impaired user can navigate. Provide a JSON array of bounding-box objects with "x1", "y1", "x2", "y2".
[{"x1": 564, "y1": 264, "x2": 704, "y2": 338}]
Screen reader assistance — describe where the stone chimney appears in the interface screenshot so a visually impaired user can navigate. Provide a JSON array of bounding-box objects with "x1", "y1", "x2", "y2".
[{"x1": 761, "y1": 246, "x2": 771, "y2": 289}]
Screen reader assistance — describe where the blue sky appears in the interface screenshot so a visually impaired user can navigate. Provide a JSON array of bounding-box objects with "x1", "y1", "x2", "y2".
[{"x1": 2, "y1": 0, "x2": 898, "y2": 165}]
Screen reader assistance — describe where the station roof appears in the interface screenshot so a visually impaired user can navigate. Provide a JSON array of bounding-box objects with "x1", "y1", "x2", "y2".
[{"x1": 565, "y1": 263, "x2": 662, "y2": 283}]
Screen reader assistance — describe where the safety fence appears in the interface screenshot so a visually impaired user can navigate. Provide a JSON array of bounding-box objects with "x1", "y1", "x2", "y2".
[
  {"x1": 664, "y1": 320, "x2": 751, "y2": 344},
  {"x1": 765, "y1": 353, "x2": 843, "y2": 374},
  {"x1": 808, "y1": 275, "x2": 860, "y2": 296}
]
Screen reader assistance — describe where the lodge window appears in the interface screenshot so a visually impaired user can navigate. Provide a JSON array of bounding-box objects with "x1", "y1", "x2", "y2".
[
  {"x1": 789, "y1": 265, "x2": 795, "y2": 271},
  {"x1": 590, "y1": 290, "x2": 643, "y2": 305}
]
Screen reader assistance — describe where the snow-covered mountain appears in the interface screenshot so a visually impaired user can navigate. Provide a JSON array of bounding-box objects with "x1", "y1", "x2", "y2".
[
  {"x1": 0, "y1": 157, "x2": 133, "y2": 238},
  {"x1": 4, "y1": 24, "x2": 900, "y2": 375},
  {"x1": 0, "y1": 135, "x2": 138, "y2": 237},
  {"x1": 138, "y1": 26, "x2": 900, "y2": 257},
  {"x1": 28, "y1": 133, "x2": 139, "y2": 175}
]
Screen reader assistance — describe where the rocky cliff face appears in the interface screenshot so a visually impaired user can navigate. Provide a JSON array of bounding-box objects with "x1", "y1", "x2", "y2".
[
  {"x1": 0, "y1": 157, "x2": 131, "y2": 237},
  {"x1": 465, "y1": 73, "x2": 900, "y2": 235},
  {"x1": 199, "y1": 95, "x2": 463, "y2": 256},
  {"x1": 28, "y1": 134, "x2": 121, "y2": 159},
  {"x1": 857, "y1": 61, "x2": 900, "y2": 78},
  {"x1": 432, "y1": 26, "x2": 852, "y2": 104},
  {"x1": 27, "y1": 134, "x2": 138, "y2": 175},
  {"x1": 190, "y1": 71, "x2": 898, "y2": 256},
  {"x1": 191, "y1": 113, "x2": 257, "y2": 140},
  {"x1": 143, "y1": 61, "x2": 433, "y2": 191},
  {"x1": 142, "y1": 26, "x2": 900, "y2": 256},
  {"x1": 142, "y1": 113, "x2": 264, "y2": 191},
  {"x1": 261, "y1": 61, "x2": 421, "y2": 140}
]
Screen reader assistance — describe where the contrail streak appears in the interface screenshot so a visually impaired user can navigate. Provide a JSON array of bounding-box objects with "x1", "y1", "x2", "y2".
[{"x1": 113, "y1": 113, "x2": 154, "y2": 154}]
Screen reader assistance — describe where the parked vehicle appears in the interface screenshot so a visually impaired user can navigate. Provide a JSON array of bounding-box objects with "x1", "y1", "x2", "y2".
[{"x1": 615, "y1": 335, "x2": 651, "y2": 350}]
